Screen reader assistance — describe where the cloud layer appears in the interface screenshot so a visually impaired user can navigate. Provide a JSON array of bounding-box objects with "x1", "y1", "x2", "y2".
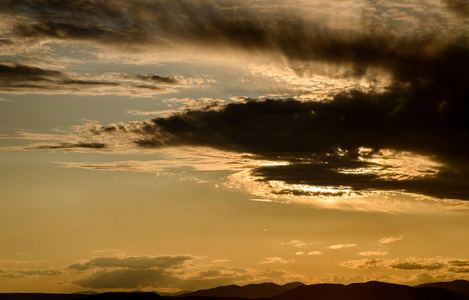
[
  {"x1": 5, "y1": 0, "x2": 469, "y2": 205},
  {"x1": 0, "y1": 63, "x2": 184, "y2": 96}
]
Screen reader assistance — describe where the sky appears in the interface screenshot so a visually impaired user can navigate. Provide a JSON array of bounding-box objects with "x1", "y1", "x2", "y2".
[{"x1": 0, "y1": 0, "x2": 469, "y2": 294}]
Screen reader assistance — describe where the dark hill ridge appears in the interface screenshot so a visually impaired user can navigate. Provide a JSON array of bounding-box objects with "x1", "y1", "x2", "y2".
[
  {"x1": 2, "y1": 281, "x2": 469, "y2": 300},
  {"x1": 0, "y1": 294, "x2": 88, "y2": 300},
  {"x1": 416, "y1": 280, "x2": 469, "y2": 296},
  {"x1": 178, "y1": 282, "x2": 304, "y2": 299},
  {"x1": 272, "y1": 281, "x2": 469, "y2": 300},
  {"x1": 81, "y1": 292, "x2": 165, "y2": 299}
]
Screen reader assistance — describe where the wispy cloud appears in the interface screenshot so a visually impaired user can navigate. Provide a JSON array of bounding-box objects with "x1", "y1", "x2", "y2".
[
  {"x1": 379, "y1": 235, "x2": 404, "y2": 244},
  {"x1": 283, "y1": 240, "x2": 309, "y2": 248},
  {"x1": 261, "y1": 257, "x2": 295, "y2": 264},
  {"x1": 0, "y1": 269, "x2": 61, "y2": 279},
  {"x1": 340, "y1": 257, "x2": 468, "y2": 274},
  {"x1": 358, "y1": 251, "x2": 388, "y2": 256},
  {"x1": 0, "y1": 63, "x2": 189, "y2": 96},
  {"x1": 329, "y1": 244, "x2": 357, "y2": 250},
  {"x1": 295, "y1": 251, "x2": 322, "y2": 256}
]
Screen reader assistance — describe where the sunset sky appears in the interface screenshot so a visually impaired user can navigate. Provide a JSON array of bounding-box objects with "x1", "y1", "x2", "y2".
[{"x1": 0, "y1": 0, "x2": 468, "y2": 294}]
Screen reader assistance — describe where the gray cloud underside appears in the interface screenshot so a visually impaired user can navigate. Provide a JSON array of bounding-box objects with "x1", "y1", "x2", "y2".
[
  {"x1": 0, "y1": 63, "x2": 180, "y2": 95},
  {"x1": 72, "y1": 268, "x2": 254, "y2": 290},
  {"x1": 69, "y1": 255, "x2": 254, "y2": 290},
  {"x1": 390, "y1": 262, "x2": 446, "y2": 271},
  {"x1": 73, "y1": 269, "x2": 174, "y2": 289},
  {"x1": 342, "y1": 258, "x2": 469, "y2": 273},
  {"x1": 69, "y1": 255, "x2": 193, "y2": 270}
]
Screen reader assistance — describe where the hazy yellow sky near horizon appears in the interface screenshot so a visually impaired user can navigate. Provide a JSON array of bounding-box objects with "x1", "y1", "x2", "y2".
[{"x1": 0, "y1": 0, "x2": 468, "y2": 293}]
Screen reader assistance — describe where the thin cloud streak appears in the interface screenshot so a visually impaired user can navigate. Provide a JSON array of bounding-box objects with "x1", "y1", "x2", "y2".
[
  {"x1": 0, "y1": 63, "x2": 186, "y2": 96},
  {"x1": 379, "y1": 235, "x2": 404, "y2": 244}
]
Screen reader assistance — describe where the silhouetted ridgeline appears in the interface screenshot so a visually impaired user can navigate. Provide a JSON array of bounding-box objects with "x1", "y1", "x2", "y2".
[
  {"x1": 1, "y1": 280, "x2": 468, "y2": 300},
  {"x1": 178, "y1": 282, "x2": 304, "y2": 298},
  {"x1": 416, "y1": 280, "x2": 469, "y2": 296},
  {"x1": 271, "y1": 281, "x2": 469, "y2": 300}
]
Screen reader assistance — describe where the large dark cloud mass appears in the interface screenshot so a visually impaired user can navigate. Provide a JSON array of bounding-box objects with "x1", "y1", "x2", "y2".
[
  {"x1": 5, "y1": 0, "x2": 468, "y2": 201},
  {"x1": 109, "y1": 87, "x2": 468, "y2": 200},
  {"x1": 86, "y1": 33, "x2": 469, "y2": 199}
]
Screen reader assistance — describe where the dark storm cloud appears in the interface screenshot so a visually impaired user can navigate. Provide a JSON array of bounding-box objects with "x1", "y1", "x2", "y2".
[
  {"x1": 128, "y1": 87, "x2": 467, "y2": 199},
  {"x1": 253, "y1": 161, "x2": 469, "y2": 201},
  {"x1": 0, "y1": 63, "x2": 180, "y2": 95},
  {"x1": 133, "y1": 91, "x2": 468, "y2": 160},
  {"x1": 68, "y1": 255, "x2": 193, "y2": 270},
  {"x1": 2, "y1": 0, "x2": 153, "y2": 49},
  {"x1": 5, "y1": 0, "x2": 468, "y2": 72},
  {"x1": 4, "y1": 0, "x2": 469, "y2": 101},
  {"x1": 4, "y1": 0, "x2": 468, "y2": 96}
]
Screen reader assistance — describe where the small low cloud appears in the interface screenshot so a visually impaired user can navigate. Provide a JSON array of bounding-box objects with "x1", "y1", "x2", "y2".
[
  {"x1": 296, "y1": 251, "x2": 322, "y2": 256},
  {"x1": 283, "y1": 240, "x2": 309, "y2": 248},
  {"x1": 329, "y1": 243, "x2": 357, "y2": 250},
  {"x1": 379, "y1": 235, "x2": 404, "y2": 244},
  {"x1": 359, "y1": 251, "x2": 388, "y2": 256},
  {"x1": 211, "y1": 259, "x2": 229, "y2": 263},
  {"x1": 261, "y1": 257, "x2": 295, "y2": 264},
  {"x1": 193, "y1": 267, "x2": 248, "y2": 279},
  {"x1": 340, "y1": 258, "x2": 384, "y2": 270}
]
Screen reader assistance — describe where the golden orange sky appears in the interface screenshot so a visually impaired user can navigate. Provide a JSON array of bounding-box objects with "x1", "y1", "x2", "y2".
[{"x1": 0, "y1": 0, "x2": 468, "y2": 293}]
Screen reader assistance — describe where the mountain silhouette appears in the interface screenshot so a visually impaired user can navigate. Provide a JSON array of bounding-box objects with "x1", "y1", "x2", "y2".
[
  {"x1": 81, "y1": 292, "x2": 164, "y2": 300},
  {"x1": 3, "y1": 281, "x2": 469, "y2": 300},
  {"x1": 0, "y1": 294, "x2": 88, "y2": 300},
  {"x1": 272, "y1": 281, "x2": 469, "y2": 300},
  {"x1": 416, "y1": 280, "x2": 469, "y2": 296},
  {"x1": 179, "y1": 282, "x2": 304, "y2": 299}
]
